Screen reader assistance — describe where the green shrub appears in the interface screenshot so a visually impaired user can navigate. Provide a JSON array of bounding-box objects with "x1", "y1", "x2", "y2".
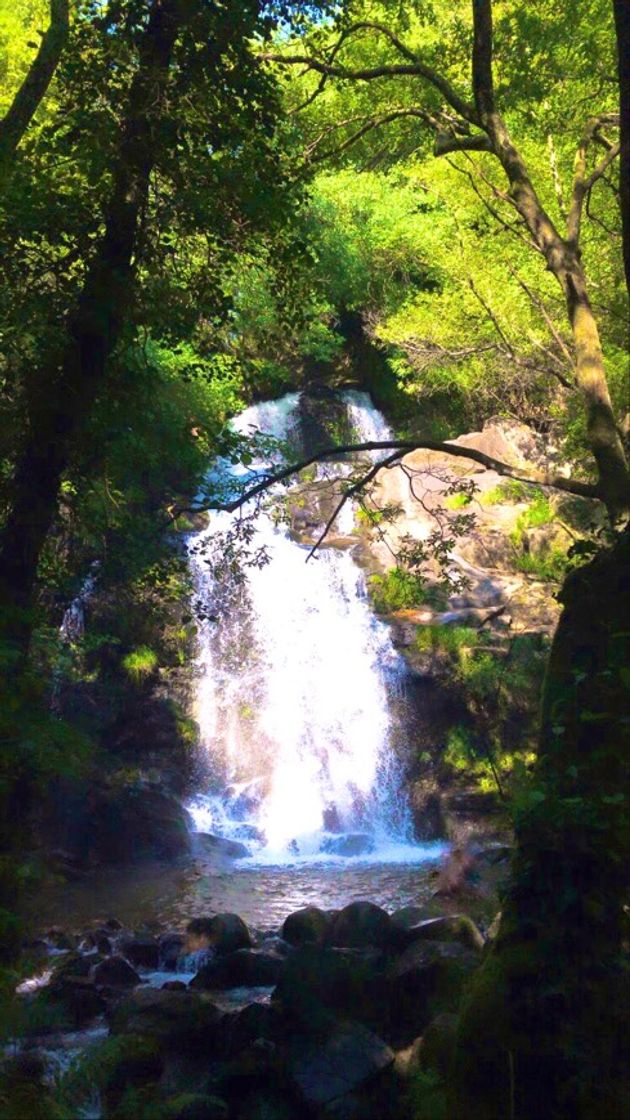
[
  {"x1": 368, "y1": 567, "x2": 427, "y2": 612},
  {"x1": 444, "y1": 491, "x2": 472, "y2": 510},
  {"x1": 121, "y1": 646, "x2": 158, "y2": 682}
]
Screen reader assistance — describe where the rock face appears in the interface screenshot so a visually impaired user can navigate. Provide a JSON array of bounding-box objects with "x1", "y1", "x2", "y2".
[{"x1": 48, "y1": 780, "x2": 193, "y2": 865}]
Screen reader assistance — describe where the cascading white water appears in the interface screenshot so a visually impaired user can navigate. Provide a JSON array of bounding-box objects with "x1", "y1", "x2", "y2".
[{"x1": 187, "y1": 391, "x2": 431, "y2": 865}]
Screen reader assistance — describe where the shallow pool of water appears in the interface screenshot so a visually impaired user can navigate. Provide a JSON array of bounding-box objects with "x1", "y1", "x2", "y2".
[{"x1": 28, "y1": 848, "x2": 446, "y2": 935}]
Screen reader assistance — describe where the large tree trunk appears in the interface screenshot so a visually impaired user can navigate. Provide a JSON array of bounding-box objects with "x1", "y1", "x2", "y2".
[
  {"x1": 0, "y1": 0, "x2": 69, "y2": 179},
  {"x1": 453, "y1": 530, "x2": 630, "y2": 1119},
  {"x1": 0, "y1": 0, "x2": 181, "y2": 660}
]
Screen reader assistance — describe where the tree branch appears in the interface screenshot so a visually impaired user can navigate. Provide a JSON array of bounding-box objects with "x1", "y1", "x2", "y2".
[
  {"x1": 186, "y1": 440, "x2": 599, "y2": 522},
  {"x1": 261, "y1": 22, "x2": 477, "y2": 125},
  {"x1": 305, "y1": 107, "x2": 437, "y2": 163},
  {"x1": 567, "y1": 114, "x2": 621, "y2": 244},
  {"x1": 472, "y1": 0, "x2": 495, "y2": 121},
  {"x1": 305, "y1": 453, "x2": 402, "y2": 561},
  {"x1": 0, "y1": 0, "x2": 69, "y2": 176}
]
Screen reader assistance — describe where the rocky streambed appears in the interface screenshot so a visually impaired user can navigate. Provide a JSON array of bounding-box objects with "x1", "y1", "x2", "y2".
[{"x1": 7, "y1": 846, "x2": 509, "y2": 1120}]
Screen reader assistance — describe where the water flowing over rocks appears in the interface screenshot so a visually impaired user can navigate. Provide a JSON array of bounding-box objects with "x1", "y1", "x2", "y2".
[{"x1": 11, "y1": 885, "x2": 496, "y2": 1120}]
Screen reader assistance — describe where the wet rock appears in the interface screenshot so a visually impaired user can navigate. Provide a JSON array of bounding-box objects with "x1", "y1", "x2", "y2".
[
  {"x1": 234, "y1": 1089, "x2": 298, "y2": 1120},
  {"x1": 400, "y1": 914, "x2": 485, "y2": 953},
  {"x1": 93, "y1": 955, "x2": 141, "y2": 988},
  {"x1": 159, "y1": 1095, "x2": 229, "y2": 1120},
  {"x1": 274, "y1": 945, "x2": 387, "y2": 1034},
  {"x1": 105, "y1": 917, "x2": 123, "y2": 931},
  {"x1": 194, "y1": 833, "x2": 249, "y2": 860},
  {"x1": 100, "y1": 1034, "x2": 164, "y2": 1111},
  {"x1": 387, "y1": 941, "x2": 477, "y2": 1042},
  {"x1": 186, "y1": 914, "x2": 253, "y2": 956},
  {"x1": 163, "y1": 980, "x2": 188, "y2": 991},
  {"x1": 190, "y1": 948, "x2": 284, "y2": 990},
  {"x1": 51, "y1": 950, "x2": 100, "y2": 984},
  {"x1": 96, "y1": 934, "x2": 113, "y2": 955},
  {"x1": 45, "y1": 927, "x2": 77, "y2": 951},
  {"x1": 327, "y1": 901, "x2": 393, "y2": 949},
  {"x1": 160, "y1": 932, "x2": 186, "y2": 969},
  {"x1": 223, "y1": 1001, "x2": 283, "y2": 1056},
  {"x1": 320, "y1": 833, "x2": 376, "y2": 857},
  {"x1": 110, "y1": 988, "x2": 225, "y2": 1056},
  {"x1": 286, "y1": 1020, "x2": 394, "y2": 1107},
  {"x1": 48, "y1": 975, "x2": 106, "y2": 1027},
  {"x1": 390, "y1": 906, "x2": 430, "y2": 931},
  {"x1": 418, "y1": 1012, "x2": 459, "y2": 1078},
  {"x1": 282, "y1": 906, "x2": 331, "y2": 947},
  {"x1": 120, "y1": 935, "x2": 160, "y2": 969},
  {"x1": 257, "y1": 937, "x2": 293, "y2": 962}
]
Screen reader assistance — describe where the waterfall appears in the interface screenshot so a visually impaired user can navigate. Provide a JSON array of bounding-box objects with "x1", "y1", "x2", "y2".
[{"x1": 187, "y1": 391, "x2": 425, "y2": 865}]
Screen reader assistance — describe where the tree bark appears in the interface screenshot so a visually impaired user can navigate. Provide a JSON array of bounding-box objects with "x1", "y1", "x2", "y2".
[
  {"x1": 0, "y1": 0, "x2": 69, "y2": 178},
  {"x1": 0, "y1": 0, "x2": 182, "y2": 659},
  {"x1": 453, "y1": 531, "x2": 630, "y2": 1119},
  {"x1": 613, "y1": 0, "x2": 630, "y2": 311}
]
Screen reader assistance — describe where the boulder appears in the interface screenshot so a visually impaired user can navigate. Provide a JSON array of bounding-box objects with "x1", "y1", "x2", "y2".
[
  {"x1": 45, "y1": 927, "x2": 77, "y2": 951},
  {"x1": 162, "y1": 980, "x2": 188, "y2": 992},
  {"x1": 399, "y1": 914, "x2": 485, "y2": 953},
  {"x1": 282, "y1": 906, "x2": 331, "y2": 947},
  {"x1": 48, "y1": 976, "x2": 106, "y2": 1027},
  {"x1": 160, "y1": 932, "x2": 186, "y2": 970},
  {"x1": 51, "y1": 951, "x2": 100, "y2": 985},
  {"x1": 273, "y1": 945, "x2": 387, "y2": 1034},
  {"x1": 223, "y1": 1001, "x2": 283, "y2": 1056},
  {"x1": 92, "y1": 955, "x2": 140, "y2": 988},
  {"x1": 157, "y1": 1093, "x2": 229, "y2": 1120},
  {"x1": 390, "y1": 906, "x2": 430, "y2": 931},
  {"x1": 120, "y1": 935, "x2": 160, "y2": 969},
  {"x1": 387, "y1": 941, "x2": 478, "y2": 1042},
  {"x1": 320, "y1": 834, "x2": 376, "y2": 857},
  {"x1": 109, "y1": 988, "x2": 225, "y2": 1056},
  {"x1": 327, "y1": 901, "x2": 393, "y2": 949},
  {"x1": 286, "y1": 1020, "x2": 394, "y2": 1107},
  {"x1": 417, "y1": 1012, "x2": 459, "y2": 1079},
  {"x1": 194, "y1": 833, "x2": 249, "y2": 860},
  {"x1": 185, "y1": 914, "x2": 253, "y2": 956},
  {"x1": 190, "y1": 949, "x2": 284, "y2": 990}
]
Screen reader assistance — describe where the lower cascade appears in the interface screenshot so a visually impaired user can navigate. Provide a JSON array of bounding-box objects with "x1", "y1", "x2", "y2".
[{"x1": 186, "y1": 391, "x2": 434, "y2": 865}]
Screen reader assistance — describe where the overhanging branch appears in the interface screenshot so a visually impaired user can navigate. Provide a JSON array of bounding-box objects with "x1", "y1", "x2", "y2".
[{"x1": 186, "y1": 439, "x2": 599, "y2": 521}]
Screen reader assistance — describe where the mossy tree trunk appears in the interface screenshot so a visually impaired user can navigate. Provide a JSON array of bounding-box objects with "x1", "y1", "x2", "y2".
[{"x1": 453, "y1": 530, "x2": 630, "y2": 1120}]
